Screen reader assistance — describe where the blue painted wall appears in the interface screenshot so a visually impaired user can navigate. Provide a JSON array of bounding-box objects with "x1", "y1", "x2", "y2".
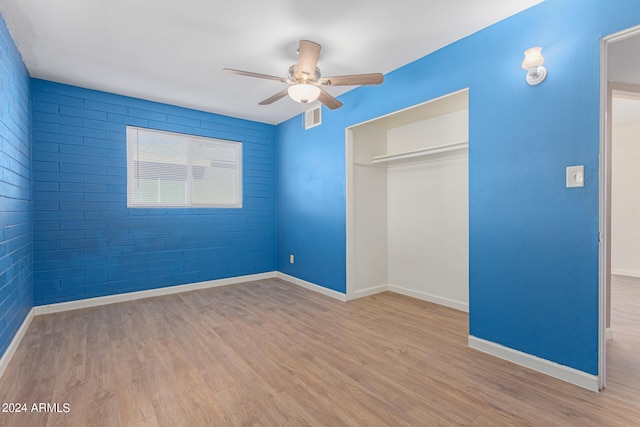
[
  {"x1": 31, "y1": 80, "x2": 276, "y2": 305},
  {"x1": 3, "y1": 0, "x2": 639, "y2": 377},
  {"x1": 276, "y1": 0, "x2": 640, "y2": 375},
  {"x1": 0, "y1": 15, "x2": 32, "y2": 359}
]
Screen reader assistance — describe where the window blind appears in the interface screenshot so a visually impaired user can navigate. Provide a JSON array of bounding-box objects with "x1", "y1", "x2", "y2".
[{"x1": 126, "y1": 126, "x2": 242, "y2": 208}]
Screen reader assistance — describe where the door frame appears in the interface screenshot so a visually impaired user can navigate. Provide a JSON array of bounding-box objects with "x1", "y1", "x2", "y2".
[{"x1": 599, "y1": 24, "x2": 640, "y2": 391}]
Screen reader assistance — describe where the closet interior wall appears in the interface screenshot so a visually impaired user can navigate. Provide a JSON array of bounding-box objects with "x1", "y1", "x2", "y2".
[{"x1": 347, "y1": 90, "x2": 469, "y2": 312}]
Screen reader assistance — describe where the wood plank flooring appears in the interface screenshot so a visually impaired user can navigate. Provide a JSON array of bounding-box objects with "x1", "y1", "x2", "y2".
[
  {"x1": 1, "y1": 278, "x2": 639, "y2": 426},
  {"x1": 606, "y1": 275, "x2": 640, "y2": 406}
]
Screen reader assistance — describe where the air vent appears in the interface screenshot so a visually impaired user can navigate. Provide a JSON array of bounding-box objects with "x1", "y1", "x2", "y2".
[{"x1": 304, "y1": 104, "x2": 321, "y2": 130}]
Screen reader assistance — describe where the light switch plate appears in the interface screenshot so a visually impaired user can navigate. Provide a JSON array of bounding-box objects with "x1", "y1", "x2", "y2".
[{"x1": 566, "y1": 165, "x2": 584, "y2": 188}]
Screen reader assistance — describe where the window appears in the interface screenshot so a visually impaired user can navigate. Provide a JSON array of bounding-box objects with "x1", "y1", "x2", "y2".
[{"x1": 126, "y1": 126, "x2": 242, "y2": 208}]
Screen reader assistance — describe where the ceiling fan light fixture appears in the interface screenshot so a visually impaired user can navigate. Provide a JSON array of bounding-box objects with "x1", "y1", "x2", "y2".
[
  {"x1": 225, "y1": 39, "x2": 380, "y2": 110},
  {"x1": 288, "y1": 84, "x2": 321, "y2": 104}
]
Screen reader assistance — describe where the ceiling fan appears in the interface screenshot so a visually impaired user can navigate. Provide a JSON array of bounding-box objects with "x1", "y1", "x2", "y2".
[{"x1": 224, "y1": 40, "x2": 384, "y2": 110}]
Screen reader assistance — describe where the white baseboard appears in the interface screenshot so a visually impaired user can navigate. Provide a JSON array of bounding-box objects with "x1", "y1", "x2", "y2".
[
  {"x1": 388, "y1": 285, "x2": 469, "y2": 312},
  {"x1": 277, "y1": 272, "x2": 347, "y2": 302},
  {"x1": 468, "y1": 335, "x2": 599, "y2": 392},
  {"x1": 34, "y1": 271, "x2": 349, "y2": 316},
  {"x1": 346, "y1": 283, "x2": 469, "y2": 312},
  {"x1": 33, "y1": 272, "x2": 467, "y2": 315},
  {"x1": 606, "y1": 328, "x2": 614, "y2": 340},
  {"x1": 611, "y1": 269, "x2": 640, "y2": 278},
  {"x1": 347, "y1": 285, "x2": 388, "y2": 300},
  {"x1": 0, "y1": 308, "x2": 34, "y2": 379},
  {"x1": 34, "y1": 272, "x2": 278, "y2": 315}
]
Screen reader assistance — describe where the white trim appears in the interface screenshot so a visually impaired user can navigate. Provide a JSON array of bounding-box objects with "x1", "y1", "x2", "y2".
[
  {"x1": 32, "y1": 271, "x2": 351, "y2": 317},
  {"x1": 599, "y1": 32, "x2": 611, "y2": 392},
  {"x1": 0, "y1": 308, "x2": 34, "y2": 379},
  {"x1": 611, "y1": 269, "x2": 640, "y2": 278},
  {"x1": 610, "y1": 82, "x2": 640, "y2": 99},
  {"x1": 468, "y1": 336, "x2": 599, "y2": 392},
  {"x1": 346, "y1": 282, "x2": 469, "y2": 313},
  {"x1": 348, "y1": 285, "x2": 389, "y2": 300},
  {"x1": 345, "y1": 88, "x2": 469, "y2": 128},
  {"x1": 598, "y1": 35, "x2": 611, "y2": 389},
  {"x1": 276, "y1": 272, "x2": 347, "y2": 302},
  {"x1": 603, "y1": 24, "x2": 640, "y2": 44},
  {"x1": 599, "y1": 24, "x2": 640, "y2": 392},
  {"x1": 345, "y1": 126, "x2": 357, "y2": 304},
  {"x1": 388, "y1": 285, "x2": 468, "y2": 312},
  {"x1": 606, "y1": 328, "x2": 614, "y2": 340},
  {"x1": 34, "y1": 272, "x2": 277, "y2": 315}
]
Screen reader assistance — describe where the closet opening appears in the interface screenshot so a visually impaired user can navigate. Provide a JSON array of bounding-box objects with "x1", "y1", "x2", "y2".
[{"x1": 346, "y1": 89, "x2": 469, "y2": 312}]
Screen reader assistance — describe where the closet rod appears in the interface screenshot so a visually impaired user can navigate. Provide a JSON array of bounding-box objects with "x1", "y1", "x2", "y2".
[{"x1": 370, "y1": 141, "x2": 468, "y2": 164}]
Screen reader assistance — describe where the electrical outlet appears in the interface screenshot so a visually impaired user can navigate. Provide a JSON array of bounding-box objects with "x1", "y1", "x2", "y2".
[{"x1": 289, "y1": 254, "x2": 294, "y2": 264}]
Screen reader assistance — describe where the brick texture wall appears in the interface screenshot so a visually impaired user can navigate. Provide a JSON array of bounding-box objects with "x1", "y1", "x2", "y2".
[
  {"x1": 31, "y1": 79, "x2": 276, "y2": 305},
  {"x1": 0, "y1": 16, "x2": 32, "y2": 358}
]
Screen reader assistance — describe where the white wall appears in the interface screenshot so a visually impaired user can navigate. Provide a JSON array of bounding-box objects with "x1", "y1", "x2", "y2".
[
  {"x1": 351, "y1": 125, "x2": 389, "y2": 297},
  {"x1": 386, "y1": 114, "x2": 469, "y2": 310},
  {"x1": 387, "y1": 157, "x2": 468, "y2": 309},
  {"x1": 611, "y1": 121, "x2": 640, "y2": 277},
  {"x1": 353, "y1": 165, "x2": 388, "y2": 296},
  {"x1": 386, "y1": 110, "x2": 468, "y2": 155}
]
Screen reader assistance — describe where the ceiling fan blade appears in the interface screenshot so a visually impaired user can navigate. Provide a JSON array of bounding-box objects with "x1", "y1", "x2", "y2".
[
  {"x1": 319, "y1": 73, "x2": 384, "y2": 86},
  {"x1": 318, "y1": 88, "x2": 343, "y2": 110},
  {"x1": 259, "y1": 88, "x2": 290, "y2": 105},
  {"x1": 223, "y1": 68, "x2": 291, "y2": 83},
  {"x1": 297, "y1": 40, "x2": 321, "y2": 78}
]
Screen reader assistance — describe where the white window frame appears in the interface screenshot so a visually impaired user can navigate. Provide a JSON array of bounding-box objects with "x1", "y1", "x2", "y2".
[{"x1": 126, "y1": 126, "x2": 242, "y2": 208}]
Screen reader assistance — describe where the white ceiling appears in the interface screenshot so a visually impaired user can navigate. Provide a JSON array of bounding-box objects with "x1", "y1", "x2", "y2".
[{"x1": 0, "y1": 0, "x2": 543, "y2": 125}]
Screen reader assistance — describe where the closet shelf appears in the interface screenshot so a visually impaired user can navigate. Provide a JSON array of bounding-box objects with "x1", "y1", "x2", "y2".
[{"x1": 370, "y1": 141, "x2": 468, "y2": 164}]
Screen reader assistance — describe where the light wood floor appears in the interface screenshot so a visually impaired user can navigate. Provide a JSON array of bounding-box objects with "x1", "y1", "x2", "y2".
[
  {"x1": 606, "y1": 275, "x2": 640, "y2": 406},
  {"x1": 1, "y1": 278, "x2": 639, "y2": 426}
]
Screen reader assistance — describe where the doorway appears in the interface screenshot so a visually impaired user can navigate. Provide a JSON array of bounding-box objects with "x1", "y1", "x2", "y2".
[{"x1": 600, "y1": 25, "x2": 640, "y2": 392}]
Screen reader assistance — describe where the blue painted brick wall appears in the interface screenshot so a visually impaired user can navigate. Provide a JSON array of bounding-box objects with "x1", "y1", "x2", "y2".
[
  {"x1": 31, "y1": 79, "x2": 276, "y2": 305},
  {"x1": 0, "y1": 15, "x2": 32, "y2": 358}
]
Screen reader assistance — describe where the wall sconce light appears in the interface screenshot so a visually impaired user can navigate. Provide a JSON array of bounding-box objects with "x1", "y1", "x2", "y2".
[{"x1": 521, "y1": 47, "x2": 547, "y2": 86}]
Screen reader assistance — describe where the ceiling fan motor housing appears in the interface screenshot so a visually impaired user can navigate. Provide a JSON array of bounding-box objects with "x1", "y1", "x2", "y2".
[{"x1": 288, "y1": 64, "x2": 321, "y2": 83}]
